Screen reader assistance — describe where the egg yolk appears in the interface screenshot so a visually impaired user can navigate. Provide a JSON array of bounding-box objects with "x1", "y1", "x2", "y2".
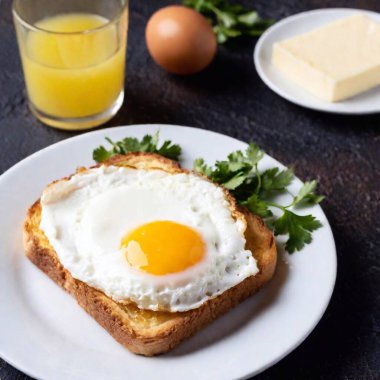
[{"x1": 120, "y1": 221, "x2": 205, "y2": 275}]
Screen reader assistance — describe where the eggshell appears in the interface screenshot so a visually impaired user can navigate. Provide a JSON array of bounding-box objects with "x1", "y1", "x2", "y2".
[{"x1": 146, "y1": 5, "x2": 217, "y2": 75}]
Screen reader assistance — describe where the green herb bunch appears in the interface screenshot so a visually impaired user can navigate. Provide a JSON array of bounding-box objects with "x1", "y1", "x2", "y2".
[
  {"x1": 194, "y1": 144, "x2": 324, "y2": 253},
  {"x1": 183, "y1": 0, "x2": 274, "y2": 43},
  {"x1": 93, "y1": 131, "x2": 181, "y2": 163}
]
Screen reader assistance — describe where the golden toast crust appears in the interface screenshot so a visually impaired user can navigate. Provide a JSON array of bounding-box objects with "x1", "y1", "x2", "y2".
[{"x1": 23, "y1": 153, "x2": 277, "y2": 356}]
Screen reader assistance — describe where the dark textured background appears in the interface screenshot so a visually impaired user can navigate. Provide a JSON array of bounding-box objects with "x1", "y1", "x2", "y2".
[{"x1": 1, "y1": 0, "x2": 379, "y2": 379}]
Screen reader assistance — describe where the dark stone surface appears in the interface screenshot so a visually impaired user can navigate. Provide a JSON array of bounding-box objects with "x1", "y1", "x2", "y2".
[{"x1": 0, "y1": 0, "x2": 379, "y2": 379}]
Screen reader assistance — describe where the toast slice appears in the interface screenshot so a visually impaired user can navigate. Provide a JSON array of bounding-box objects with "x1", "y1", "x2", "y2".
[{"x1": 23, "y1": 153, "x2": 277, "y2": 356}]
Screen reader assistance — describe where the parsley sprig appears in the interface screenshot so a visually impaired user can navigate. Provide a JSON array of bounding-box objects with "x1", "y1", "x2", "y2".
[
  {"x1": 183, "y1": 0, "x2": 274, "y2": 43},
  {"x1": 93, "y1": 134, "x2": 324, "y2": 253},
  {"x1": 93, "y1": 131, "x2": 181, "y2": 163},
  {"x1": 194, "y1": 144, "x2": 324, "y2": 253}
]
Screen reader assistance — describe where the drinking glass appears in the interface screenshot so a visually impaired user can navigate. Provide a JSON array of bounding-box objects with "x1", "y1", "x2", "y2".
[{"x1": 13, "y1": 0, "x2": 128, "y2": 130}]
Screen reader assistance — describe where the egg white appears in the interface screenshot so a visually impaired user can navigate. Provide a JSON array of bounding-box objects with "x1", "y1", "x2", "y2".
[{"x1": 40, "y1": 165, "x2": 258, "y2": 312}]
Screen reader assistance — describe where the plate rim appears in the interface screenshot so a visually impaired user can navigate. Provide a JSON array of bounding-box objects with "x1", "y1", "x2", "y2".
[
  {"x1": 0, "y1": 124, "x2": 337, "y2": 380},
  {"x1": 253, "y1": 7, "x2": 380, "y2": 115}
]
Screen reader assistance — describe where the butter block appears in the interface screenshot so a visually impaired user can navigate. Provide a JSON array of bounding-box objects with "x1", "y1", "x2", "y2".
[{"x1": 272, "y1": 14, "x2": 380, "y2": 102}]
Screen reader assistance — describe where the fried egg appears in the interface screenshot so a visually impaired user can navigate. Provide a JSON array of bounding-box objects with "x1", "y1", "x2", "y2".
[{"x1": 40, "y1": 165, "x2": 258, "y2": 312}]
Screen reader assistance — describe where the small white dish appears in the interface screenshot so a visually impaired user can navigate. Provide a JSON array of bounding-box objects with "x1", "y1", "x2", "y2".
[
  {"x1": 254, "y1": 8, "x2": 380, "y2": 114},
  {"x1": 0, "y1": 124, "x2": 336, "y2": 380}
]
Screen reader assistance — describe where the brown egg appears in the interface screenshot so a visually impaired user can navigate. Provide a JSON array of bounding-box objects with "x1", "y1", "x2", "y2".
[{"x1": 145, "y1": 5, "x2": 217, "y2": 75}]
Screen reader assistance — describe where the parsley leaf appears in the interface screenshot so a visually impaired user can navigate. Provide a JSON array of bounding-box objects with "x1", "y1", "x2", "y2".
[
  {"x1": 245, "y1": 143, "x2": 264, "y2": 166},
  {"x1": 261, "y1": 167, "x2": 294, "y2": 192},
  {"x1": 156, "y1": 140, "x2": 182, "y2": 160},
  {"x1": 242, "y1": 194, "x2": 273, "y2": 218},
  {"x1": 273, "y1": 210, "x2": 323, "y2": 253},
  {"x1": 115, "y1": 137, "x2": 141, "y2": 153},
  {"x1": 292, "y1": 180, "x2": 325, "y2": 207},
  {"x1": 193, "y1": 158, "x2": 213, "y2": 177},
  {"x1": 92, "y1": 131, "x2": 181, "y2": 162},
  {"x1": 183, "y1": 0, "x2": 274, "y2": 44},
  {"x1": 93, "y1": 146, "x2": 113, "y2": 163},
  {"x1": 222, "y1": 171, "x2": 249, "y2": 190}
]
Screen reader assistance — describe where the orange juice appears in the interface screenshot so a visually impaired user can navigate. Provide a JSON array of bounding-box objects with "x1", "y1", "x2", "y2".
[{"x1": 19, "y1": 13, "x2": 126, "y2": 125}]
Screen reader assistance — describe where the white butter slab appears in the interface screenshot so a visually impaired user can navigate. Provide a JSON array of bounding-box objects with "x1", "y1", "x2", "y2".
[{"x1": 254, "y1": 8, "x2": 380, "y2": 114}]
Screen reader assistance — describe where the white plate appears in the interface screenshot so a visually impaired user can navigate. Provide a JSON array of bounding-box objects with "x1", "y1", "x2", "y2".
[
  {"x1": 0, "y1": 124, "x2": 336, "y2": 380},
  {"x1": 254, "y1": 8, "x2": 380, "y2": 114}
]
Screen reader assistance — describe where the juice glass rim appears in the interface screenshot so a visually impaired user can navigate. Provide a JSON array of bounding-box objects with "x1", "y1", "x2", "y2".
[{"x1": 12, "y1": 0, "x2": 128, "y2": 35}]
